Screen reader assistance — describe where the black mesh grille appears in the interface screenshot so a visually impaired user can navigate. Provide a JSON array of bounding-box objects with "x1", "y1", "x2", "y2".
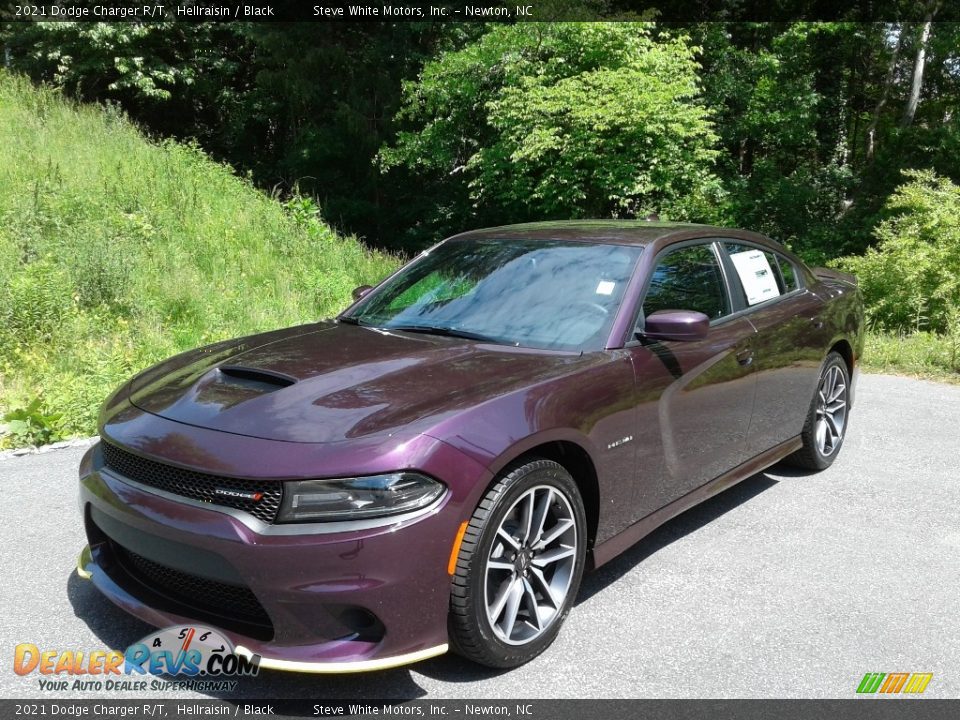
[
  {"x1": 114, "y1": 544, "x2": 271, "y2": 628},
  {"x1": 101, "y1": 441, "x2": 282, "y2": 523}
]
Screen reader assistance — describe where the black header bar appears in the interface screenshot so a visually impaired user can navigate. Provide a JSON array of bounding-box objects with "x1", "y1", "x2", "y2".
[{"x1": 2, "y1": 0, "x2": 957, "y2": 23}]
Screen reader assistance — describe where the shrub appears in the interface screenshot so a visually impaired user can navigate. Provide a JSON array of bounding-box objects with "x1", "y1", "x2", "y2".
[
  {"x1": 2, "y1": 399, "x2": 64, "y2": 448},
  {"x1": 837, "y1": 170, "x2": 960, "y2": 334}
]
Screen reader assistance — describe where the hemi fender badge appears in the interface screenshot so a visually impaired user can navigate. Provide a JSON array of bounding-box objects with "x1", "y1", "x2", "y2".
[{"x1": 215, "y1": 487, "x2": 264, "y2": 501}]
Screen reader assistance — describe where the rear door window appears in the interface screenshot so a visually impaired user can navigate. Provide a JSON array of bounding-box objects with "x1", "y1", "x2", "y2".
[{"x1": 722, "y1": 243, "x2": 786, "y2": 306}]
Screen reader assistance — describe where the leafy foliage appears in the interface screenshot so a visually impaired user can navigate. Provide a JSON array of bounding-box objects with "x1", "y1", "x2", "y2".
[
  {"x1": 1, "y1": 398, "x2": 63, "y2": 448},
  {"x1": 5, "y1": 19, "x2": 960, "y2": 261},
  {"x1": 693, "y1": 23, "x2": 884, "y2": 263},
  {"x1": 380, "y1": 23, "x2": 722, "y2": 236},
  {"x1": 838, "y1": 170, "x2": 960, "y2": 334},
  {"x1": 3, "y1": 16, "x2": 960, "y2": 391},
  {"x1": 1, "y1": 22, "x2": 250, "y2": 136}
]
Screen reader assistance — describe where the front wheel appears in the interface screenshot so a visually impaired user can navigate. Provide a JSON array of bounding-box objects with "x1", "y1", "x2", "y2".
[
  {"x1": 786, "y1": 351, "x2": 850, "y2": 470},
  {"x1": 448, "y1": 459, "x2": 587, "y2": 668}
]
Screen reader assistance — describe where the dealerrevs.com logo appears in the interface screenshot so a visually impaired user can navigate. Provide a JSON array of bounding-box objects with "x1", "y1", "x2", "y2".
[{"x1": 14, "y1": 625, "x2": 260, "y2": 692}]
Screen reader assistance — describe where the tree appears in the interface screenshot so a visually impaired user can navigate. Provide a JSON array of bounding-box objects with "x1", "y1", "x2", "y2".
[
  {"x1": 692, "y1": 23, "x2": 858, "y2": 260},
  {"x1": 228, "y1": 23, "x2": 461, "y2": 250},
  {"x1": 837, "y1": 170, "x2": 960, "y2": 334},
  {"x1": 0, "y1": 22, "x2": 251, "y2": 141},
  {"x1": 865, "y1": 25, "x2": 901, "y2": 162},
  {"x1": 380, "y1": 23, "x2": 722, "y2": 239},
  {"x1": 901, "y1": 1, "x2": 941, "y2": 128}
]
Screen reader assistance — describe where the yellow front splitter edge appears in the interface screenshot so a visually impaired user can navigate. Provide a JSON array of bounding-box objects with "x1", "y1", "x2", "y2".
[
  {"x1": 77, "y1": 545, "x2": 93, "y2": 579},
  {"x1": 235, "y1": 643, "x2": 448, "y2": 674}
]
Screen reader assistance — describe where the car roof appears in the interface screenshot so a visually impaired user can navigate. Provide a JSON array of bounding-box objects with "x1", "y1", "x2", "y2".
[{"x1": 448, "y1": 220, "x2": 775, "y2": 248}]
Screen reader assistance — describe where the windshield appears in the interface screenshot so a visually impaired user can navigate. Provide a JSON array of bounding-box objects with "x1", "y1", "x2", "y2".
[{"x1": 345, "y1": 238, "x2": 642, "y2": 351}]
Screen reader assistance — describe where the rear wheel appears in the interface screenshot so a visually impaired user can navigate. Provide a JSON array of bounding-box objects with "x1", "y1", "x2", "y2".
[
  {"x1": 448, "y1": 459, "x2": 587, "y2": 668},
  {"x1": 787, "y1": 351, "x2": 850, "y2": 470}
]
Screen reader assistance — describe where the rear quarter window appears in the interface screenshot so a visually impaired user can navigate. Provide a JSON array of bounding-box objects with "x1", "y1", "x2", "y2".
[{"x1": 776, "y1": 255, "x2": 799, "y2": 292}]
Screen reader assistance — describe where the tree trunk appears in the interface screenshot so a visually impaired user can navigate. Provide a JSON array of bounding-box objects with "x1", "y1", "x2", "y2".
[
  {"x1": 901, "y1": 2, "x2": 941, "y2": 128},
  {"x1": 865, "y1": 26, "x2": 901, "y2": 162}
]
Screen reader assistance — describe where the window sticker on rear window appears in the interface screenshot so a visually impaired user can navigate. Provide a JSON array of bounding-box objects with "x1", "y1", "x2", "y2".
[{"x1": 730, "y1": 249, "x2": 781, "y2": 305}]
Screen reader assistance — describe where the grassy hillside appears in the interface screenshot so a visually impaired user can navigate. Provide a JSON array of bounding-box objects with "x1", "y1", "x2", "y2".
[{"x1": 0, "y1": 72, "x2": 400, "y2": 447}]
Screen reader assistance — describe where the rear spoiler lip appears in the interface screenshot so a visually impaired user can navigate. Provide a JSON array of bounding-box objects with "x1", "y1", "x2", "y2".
[{"x1": 812, "y1": 266, "x2": 858, "y2": 287}]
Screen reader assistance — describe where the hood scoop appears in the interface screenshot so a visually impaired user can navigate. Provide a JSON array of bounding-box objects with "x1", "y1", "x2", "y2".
[
  {"x1": 129, "y1": 363, "x2": 301, "y2": 427},
  {"x1": 217, "y1": 365, "x2": 297, "y2": 392}
]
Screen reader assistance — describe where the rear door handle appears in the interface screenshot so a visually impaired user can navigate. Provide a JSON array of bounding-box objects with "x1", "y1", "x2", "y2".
[
  {"x1": 810, "y1": 317, "x2": 824, "y2": 329},
  {"x1": 736, "y1": 349, "x2": 754, "y2": 366}
]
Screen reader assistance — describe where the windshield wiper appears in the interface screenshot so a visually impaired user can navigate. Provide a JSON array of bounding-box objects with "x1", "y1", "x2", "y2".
[{"x1": 386, "y1": 324, "x2": 503, "y2": 344}]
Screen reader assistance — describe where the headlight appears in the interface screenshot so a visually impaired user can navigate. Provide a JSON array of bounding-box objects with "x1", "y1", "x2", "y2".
[{"x1": 276, "y1": 473, "x2": 445, "y2": 523}]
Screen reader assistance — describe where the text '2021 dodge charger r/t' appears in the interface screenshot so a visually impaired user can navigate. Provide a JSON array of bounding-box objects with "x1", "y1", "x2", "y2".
[{"x1": 78, "y1": 221, "x2": 863, "y2": 671}]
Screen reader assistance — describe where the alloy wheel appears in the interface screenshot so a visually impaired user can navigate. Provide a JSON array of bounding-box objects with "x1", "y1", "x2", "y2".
[
  {"x1": 483, "y1": 485, "x2": 578, "y2": 645},
  {"x1": 815, "y1": 364, "x2": 848, "y2": 456}
]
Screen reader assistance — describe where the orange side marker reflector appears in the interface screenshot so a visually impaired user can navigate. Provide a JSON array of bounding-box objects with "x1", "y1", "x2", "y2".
[{"x1": 448, "y1": 521, "x2": 469, "y2": 575}]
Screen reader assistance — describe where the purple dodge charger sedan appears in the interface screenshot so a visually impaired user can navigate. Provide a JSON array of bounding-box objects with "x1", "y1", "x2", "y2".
[{"x1": 78, "y1": 221, "x2": 863, "y2": 671}]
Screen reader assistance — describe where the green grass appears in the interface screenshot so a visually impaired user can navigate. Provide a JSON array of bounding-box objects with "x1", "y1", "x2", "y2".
[
  {"x1": 0, "y1": 72, "x2": 400, "y2": 447},
  {"x1": 861, "y1": 331, "x2": 960, "y2": 385}
]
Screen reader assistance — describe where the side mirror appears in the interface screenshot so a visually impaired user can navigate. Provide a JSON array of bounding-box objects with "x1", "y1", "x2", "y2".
[
  {"x1": 352, "y1": 285, "x2": 373, "y2": 301},
  {"x1": 640, "y1": 309, "x2": 710, "y2": 342}
]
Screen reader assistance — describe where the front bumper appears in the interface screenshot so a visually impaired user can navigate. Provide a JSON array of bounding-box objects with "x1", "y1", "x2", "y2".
[{"x1": 77, "y1": 441, "x2": 486, "y2": 672}]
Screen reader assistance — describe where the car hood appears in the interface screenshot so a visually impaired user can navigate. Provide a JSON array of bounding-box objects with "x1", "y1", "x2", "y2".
[{"x1": 127, "y1": 321, "x2": 590, "y2": 444}]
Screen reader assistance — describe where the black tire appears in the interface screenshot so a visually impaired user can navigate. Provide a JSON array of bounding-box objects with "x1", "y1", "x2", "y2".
[
  {"x1": 786, "y1": 351, "x2": 851, "y2": 470},
  {"x1": 448, "y1": 459, "x2": 587, "y2": 668}
]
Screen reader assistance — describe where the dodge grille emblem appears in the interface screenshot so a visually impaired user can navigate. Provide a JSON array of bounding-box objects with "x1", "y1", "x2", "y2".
[{"x1": 214, "y1": 487, "x2": 263, "y2": 501}]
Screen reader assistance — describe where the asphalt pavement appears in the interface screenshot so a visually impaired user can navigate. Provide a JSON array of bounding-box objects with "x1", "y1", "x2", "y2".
[{"x1": 1, "y1": 373, "x2": 958, "y2": 699}]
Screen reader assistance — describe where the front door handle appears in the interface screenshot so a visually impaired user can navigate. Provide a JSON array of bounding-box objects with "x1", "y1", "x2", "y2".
[
  {"x1": 736, "y1": 349, "x2": 754, "y2": 366},
  {"x1": 810, "y1": 317, "x2": 824, "y2": 330}
]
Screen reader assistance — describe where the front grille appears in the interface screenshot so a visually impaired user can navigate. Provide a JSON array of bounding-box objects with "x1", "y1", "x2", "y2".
[
  {"x1": 113, "y1": 544, "x2": 272, "y2": 629},
  {"x1": 101, "y1": 441, "x2": 282, "y2": 523}
]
